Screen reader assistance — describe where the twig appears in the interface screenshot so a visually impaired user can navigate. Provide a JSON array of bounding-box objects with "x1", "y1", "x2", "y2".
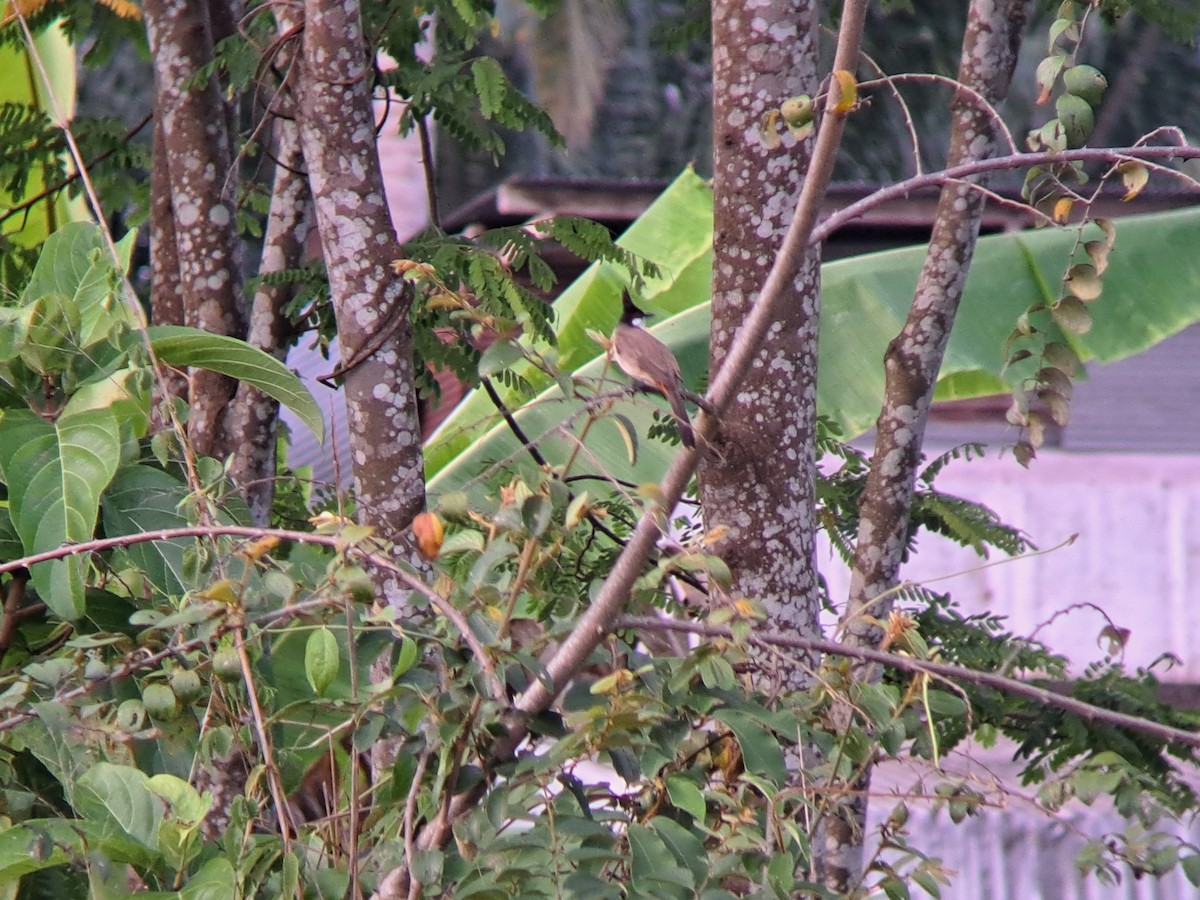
[
  {"x1": 401, "y1": 743, "x2": 434, "y2": 900},
  {"x1": 0, "y1": 571, "x2": 29, "y2": 667},
  {"x1": 812, "y1": 144, "x2": 1200, "y2": 245},
  {"x1": 0, "y1": 594, "x2": 332, "y2": 735},
  {"x1": 613, "y1": 616, "x2": 1200, "y2": 750},
  {"x1": 235, "y1": 620, "x2": 298, "y2": 843},
  {"x1": 857, "y1": 72, "x2": 1018, "y2": 156},
  {"x1": 0, "y1": 112, "x2": 153, "y2": 228},
  {"x1": 0, "y1": 524, "x2": 507, "y2": 704},
  {"x1": 416, "y1": 112, "x2": 440, "y2": 231}
]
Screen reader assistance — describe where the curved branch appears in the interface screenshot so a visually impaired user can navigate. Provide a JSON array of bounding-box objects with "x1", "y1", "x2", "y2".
[
  {"x1": 0, "y1": 524, "x2": 507, "y2": 707},
  {"x1": 812, "y1": 143, "x2": 1200, "y2": 245},
  {"x1": 614, "y1": 616, "x2": 1200, "y2": 750}
]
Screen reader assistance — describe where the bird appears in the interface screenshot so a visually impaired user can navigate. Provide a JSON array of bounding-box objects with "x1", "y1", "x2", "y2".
[{"x1": 608, "y1": 292, "x2": 707, "y2": 449}]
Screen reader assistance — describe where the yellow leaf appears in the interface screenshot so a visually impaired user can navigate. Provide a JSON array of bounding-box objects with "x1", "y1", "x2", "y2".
[
  {"x1": 759, "y1": 109, "x2": 781, "y2": 150},
  {"x1": 702, "y1": 524, "x2": 730, "y2": 546},
  {"x1": 1117, "y1": 161, "x2": 1148, "y2": 201},
  {"x1": 198, "y1": 579, "x2": 241, "y2": 605},
  {"x1": 413, "y1": 511, "x2": 444, "y2": 560},
  {"x1": 236, "y1": 535, "x2": 281, "y2": 562},
  {"x1": 829, "y1": 69, "x2": 858, "y2": 114},
  {"x1": 1052, "y1": 197, "x2": 1073, "y2": 223},
  {"x1": 97, "y1": 0, "x2": 141, "y2": 19},
  {"x1": 1, "y1": 0, "x2": 51, "y2": 29},
  {"x1": 310, "y1": 511, "x2": 351, "y2": 533}
]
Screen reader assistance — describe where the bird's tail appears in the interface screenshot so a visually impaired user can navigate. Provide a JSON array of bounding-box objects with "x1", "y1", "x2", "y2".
[
  {"x1": 680, "y1": 387, "x2": 716, "y2": 416},
  {"x1": 666, "y1": 387, "x2": 695, "y2": 449}
]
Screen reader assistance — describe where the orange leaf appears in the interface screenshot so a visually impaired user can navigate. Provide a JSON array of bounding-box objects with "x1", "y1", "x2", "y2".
[
  {"x1": 413, "y1": 511, "x2": 444, "y2": 560},
  {"x1": 829, "y1": 69, "x2": 858, "y2": 114}
]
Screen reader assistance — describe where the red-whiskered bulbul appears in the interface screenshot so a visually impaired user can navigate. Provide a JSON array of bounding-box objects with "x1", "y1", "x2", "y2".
[{"x1": 609, "y1": 292, "x2": 706, "y2": 449}]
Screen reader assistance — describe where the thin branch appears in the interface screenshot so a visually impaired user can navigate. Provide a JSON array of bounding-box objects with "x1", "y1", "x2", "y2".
[
  {"x1": 0, "y1": 571, "x2": 29, "y2": 667},
  {"x1": 0, "y1": 112, "x2": 153, "y2": 228},
  {"x1": 857, "y1": 72, "x2": 1019, "y2": 156},
  {"x1": 415, "y1": 112, "x2": 440, "y2": 231},
  {"x1": 0, "y1": 524, "x2": 507, "y2": 705},
  {"x1": 614, "y1": 616, "x2": 1200, "y2": 751},
  {"x1": 812, "y1": 144, "x2": 1200, "y2": 245},
  {"x1": 234, "y1": 619, "x2": 297, "y2": 843},
  {"x1": 0, "y1": 594, "x2": 332, "y2": 735}
]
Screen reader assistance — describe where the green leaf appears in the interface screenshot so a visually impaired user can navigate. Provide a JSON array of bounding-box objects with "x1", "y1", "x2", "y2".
[
  {"x1": 477, "y1": 337, "x2": 524, "y2": 376},
  {"x1": 396, "y1": 635, "x2": 419, "y2": 676},
  {"x1": 664, "y1": 774, "x2": 706, "y2": 822},
  {"x1": 74, "y1": 762, "x2": 165, "y2": 850},
  {"x1": 100, "y1": 464, "x2": 193, "y2": 596},
  {"x1": 0, "y1": 820, "x2": 76, "y2": 883},
  {"x1": 881, "y1": 875, "x2": 912, "y2": 900},
  {"x1": 911, "y1": 870, "x2": 942, "y2": 897},
  {"x1": 21, "y1": 223, "x2": 135, "y2": 347},
  {"x1": 62, "y1": 365, "x2": 151, "y2": 436},
  {"x1": 305, "y1": 626, "x2": 341, "y2": 696},
  {"x1": 147, "y1": 774, "x2": 212, "y2": 826},
  {"x1": 1065, "y1": 263, "x2": 1102, "y2": 301},
  {"x1": 410, "y1": 848, "x2": 444, "y2": 886},
  {"x1": 628, "y1": 823, "x2": 692, "y2": 898},
  {"x1": 148, "y1": 325, "x2": 324, "y2": 442},
  {"x1": 472, "y1": 57, "x2": 506, "y2": 119},
  {"x1": 180, "y1": 858, "x2": 238, "y2": 899},
  {"x1": 650, "y1": 817, "x2": 707, "y2": 886},
  {"x1": 0, "y1": 408, "x2": 121, "y2": 619},
  {"x1": 1182, "y1": 854, "x2": 1200, "y2": 886}
]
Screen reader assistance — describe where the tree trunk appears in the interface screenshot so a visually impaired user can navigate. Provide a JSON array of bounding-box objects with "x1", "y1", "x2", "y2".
[
  {"x1": 143, "y1": 0, "x2": 246, "y2": 460},
  {"x1": 294, "y1": 0, "x2": 426, "y2": 596},
  {"x1": 702, "y1": 0, "x2": 823, "y2": 693},
  {"x1": 224, "y1": 118, "x2": 311, "y2": 525},
  {"x1": 825, "y1": 0, "x2": 1034, "y2": 890},
  {"x1": 148, "y1": 117, "x2": 187, "y2": 408}
]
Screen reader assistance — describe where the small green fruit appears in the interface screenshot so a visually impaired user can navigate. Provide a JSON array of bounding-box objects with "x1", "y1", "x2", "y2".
[
  {"x1": 212, "y1": 648, "x2": 243, "y2": 683},
  {"x1": 170, "y1": 668, "x2": 205, "y2": 704},
  {"x1": 1063, "y1": 65, "x2": 1107, "y2": 106},
  {"x1": 780, "y1": 95, "x2": 815, "y2": 129},
  {"x1": 116, "y1": 699, "x2": 145, "y2": 732},
  {"x1": 1055, "y1": 93, "x2": 1094, "y2": 148},
  {"x1": 142, "y1": 683, "x2": 179, "y2": 721}
]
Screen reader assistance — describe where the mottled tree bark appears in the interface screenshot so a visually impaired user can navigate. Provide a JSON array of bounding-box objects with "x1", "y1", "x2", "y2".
[
  {"x1": 224, "y1": 120, "x2": 310, "y2": 525},
  {"x1": 825, "y1": 0, "x2": 1033, "y2": 889},
  {"x1": 294, "y1": 0, "x2": 426, "y2": 592},
  {"x1": 148, "y1": 118, "x2": 187, "y2": 405},
  {"x1": 701, "y1": 0, "x2": 823, "y2": 694},
  {"x1": 143, "y1": 0, "x2": 247, "y2": 459}
]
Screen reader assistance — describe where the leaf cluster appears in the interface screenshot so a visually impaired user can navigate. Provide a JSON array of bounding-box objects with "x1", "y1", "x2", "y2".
[
  {"x1": 816, "y1": 426, "x2": 1031, "y2": 567},
  {"x1": 375, "y1": 1, "x2": 561, "y2": 162}
]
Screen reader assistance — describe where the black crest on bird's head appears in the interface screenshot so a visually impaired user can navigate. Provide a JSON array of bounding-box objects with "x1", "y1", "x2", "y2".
[{"x1": 620, "y1": 290, "x2": 645, "y2": 325}]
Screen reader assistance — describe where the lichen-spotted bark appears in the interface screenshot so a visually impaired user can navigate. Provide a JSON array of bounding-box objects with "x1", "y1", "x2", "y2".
[
  {"x1": 148, "y1": 119, "x2": 187, "y2": 407},
  {"x1": 144, "y1": 0, "x2": 246, "y2": 459},
  {"x1": 701, "y1": 0, "x2": 823, "y2": 688},
  {"x1": 845, "y1": 0, "x2": 1031, "y2": 661},
  {"x1": 294, "y1": 0, "x2": 425, "y2": 591},
  {"x1": 824, "y1": 0, "x2": 1033, "y2": 890},
  {"x1": 225, "y1": 119, "x2": 310, "y2": 525}
]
